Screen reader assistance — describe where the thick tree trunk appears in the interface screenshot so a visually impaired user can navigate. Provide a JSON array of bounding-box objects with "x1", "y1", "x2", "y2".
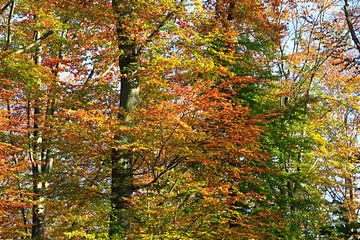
[{"x1": 110, "y1": 0, "x2": 139, "y2": 237}]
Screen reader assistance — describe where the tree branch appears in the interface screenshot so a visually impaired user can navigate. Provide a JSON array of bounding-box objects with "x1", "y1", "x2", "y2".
[
  {"x1": 138, "y1": 0, "x2": 185, "y2": 53},
  {"x1": 15, "y1": 30, "x2": 54, "y2": 54},
  {"x1": 344, "y1": 0, "x2": 360, "y2": 54},
  {"x1": 0, "y1": 1, "x2": 10, "y2": 15},
  {"x1": 5, "y1": 0, "x2": 15, "y2": 47},
  {"x1": 145, "y1": 10, "x2": 175, "y2": 43},
  {"x1": 99, "y1": 60, "x2": 117, "y2": 79}
]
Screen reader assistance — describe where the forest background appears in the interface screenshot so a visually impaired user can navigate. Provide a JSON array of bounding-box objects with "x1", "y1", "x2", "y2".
[{"x1": 0, "y1": 0, "x2": 359, "y2": 239}]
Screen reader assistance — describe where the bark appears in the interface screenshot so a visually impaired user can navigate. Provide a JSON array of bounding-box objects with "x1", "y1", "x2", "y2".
[
  {"x1": 227, "y1": 1, "x2": 235, "y2": 21},
  {"x1": 32, "y1": 176, "x2": 45, "y2": 239},
  {"x1": 31, "y1": 29, "x2": 46, "y2": 240},
  {"x1": 344, "y1": 0, "x2": 360, "y2": 54},
  {"x1": 30, "y1": 28, "x2": 54, "y2": 240},
  {"x1": 5, "y1": 0, "x2": 14, "y2": 47},
  {"x1": 110, "y1": 0, "x2": 138, "y2": 237},
  {"x1": 109, "y1": 1, "x2": 181, "y2": 236}
]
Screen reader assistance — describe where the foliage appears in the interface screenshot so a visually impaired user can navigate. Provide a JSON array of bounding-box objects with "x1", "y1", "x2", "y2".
[{"x1": 0, "y1": 0, "x2": 359, "y2": 239}]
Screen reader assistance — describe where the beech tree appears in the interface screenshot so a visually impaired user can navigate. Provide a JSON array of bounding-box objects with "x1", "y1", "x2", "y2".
[
  {"x1": 270, "y1": 0, "x2": 360, "y2": 238},
  {"x1": 0, "y1": 0, "x2": 358, "y2": 239},
  {"x1": 1, "y1": 0, "x2": 115, "y2": 238},
  {"x1": 109, "y1": 0, "x2": 284, "y2": 238}
]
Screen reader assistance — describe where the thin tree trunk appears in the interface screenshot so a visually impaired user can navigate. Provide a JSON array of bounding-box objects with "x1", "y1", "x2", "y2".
[
  {"x1": 5, "y1": 0, "x2": 14, "y2": 48},
  {"x1": 30, "y1": 27, "x2": 56, "y2": 239},
  {"x1": 32, "y1": 177, "x2": 45, "y2": 239},
  {"x1": 6, "y1": 92, "x2": 29, "y2": 235},
  {"x1": 344, "y1": 0, "x2": 360, "y2": 54}
]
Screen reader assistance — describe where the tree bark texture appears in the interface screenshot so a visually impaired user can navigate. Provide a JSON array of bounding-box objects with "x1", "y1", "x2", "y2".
[
  {"x1": 110, "y1": 0, "x2": 139, "y2": 237},
  {"x1": 31, "y1": 29, "x2": 53, "y2": 240}
]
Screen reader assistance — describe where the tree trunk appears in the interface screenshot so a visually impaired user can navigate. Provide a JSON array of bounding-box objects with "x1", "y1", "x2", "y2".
[
  {"x1": 30, "y1": 28, "x2": 54, "y2": 240},
  {"x1": 344, "y1": 0, "x2": 360, "y2": 54},
  {"x1": 110, "y1": 0, "x2": 139, "y2": 237},
  {"x1": 32, "y1": 174, "x2": 45, "y2": 239}
]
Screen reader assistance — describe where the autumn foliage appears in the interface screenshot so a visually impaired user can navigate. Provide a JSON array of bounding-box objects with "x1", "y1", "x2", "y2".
[{"x1": 0, "y1": 0, "x2": 359, "y2": 239}]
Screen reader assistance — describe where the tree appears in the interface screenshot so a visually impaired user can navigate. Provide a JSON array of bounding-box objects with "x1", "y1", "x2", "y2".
[
  {"x1": 268, "y1": 0, "x2": 360, "y2": 238},
  {"x1": 1, "y1": 0, "x2": 115, "y2": 238},
  {"x1": 109, "y1": 0, "x2": 285, "y2": 238},
  {"x1": 0, "y1": 0, "x2": 358, "y2": 239}
]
